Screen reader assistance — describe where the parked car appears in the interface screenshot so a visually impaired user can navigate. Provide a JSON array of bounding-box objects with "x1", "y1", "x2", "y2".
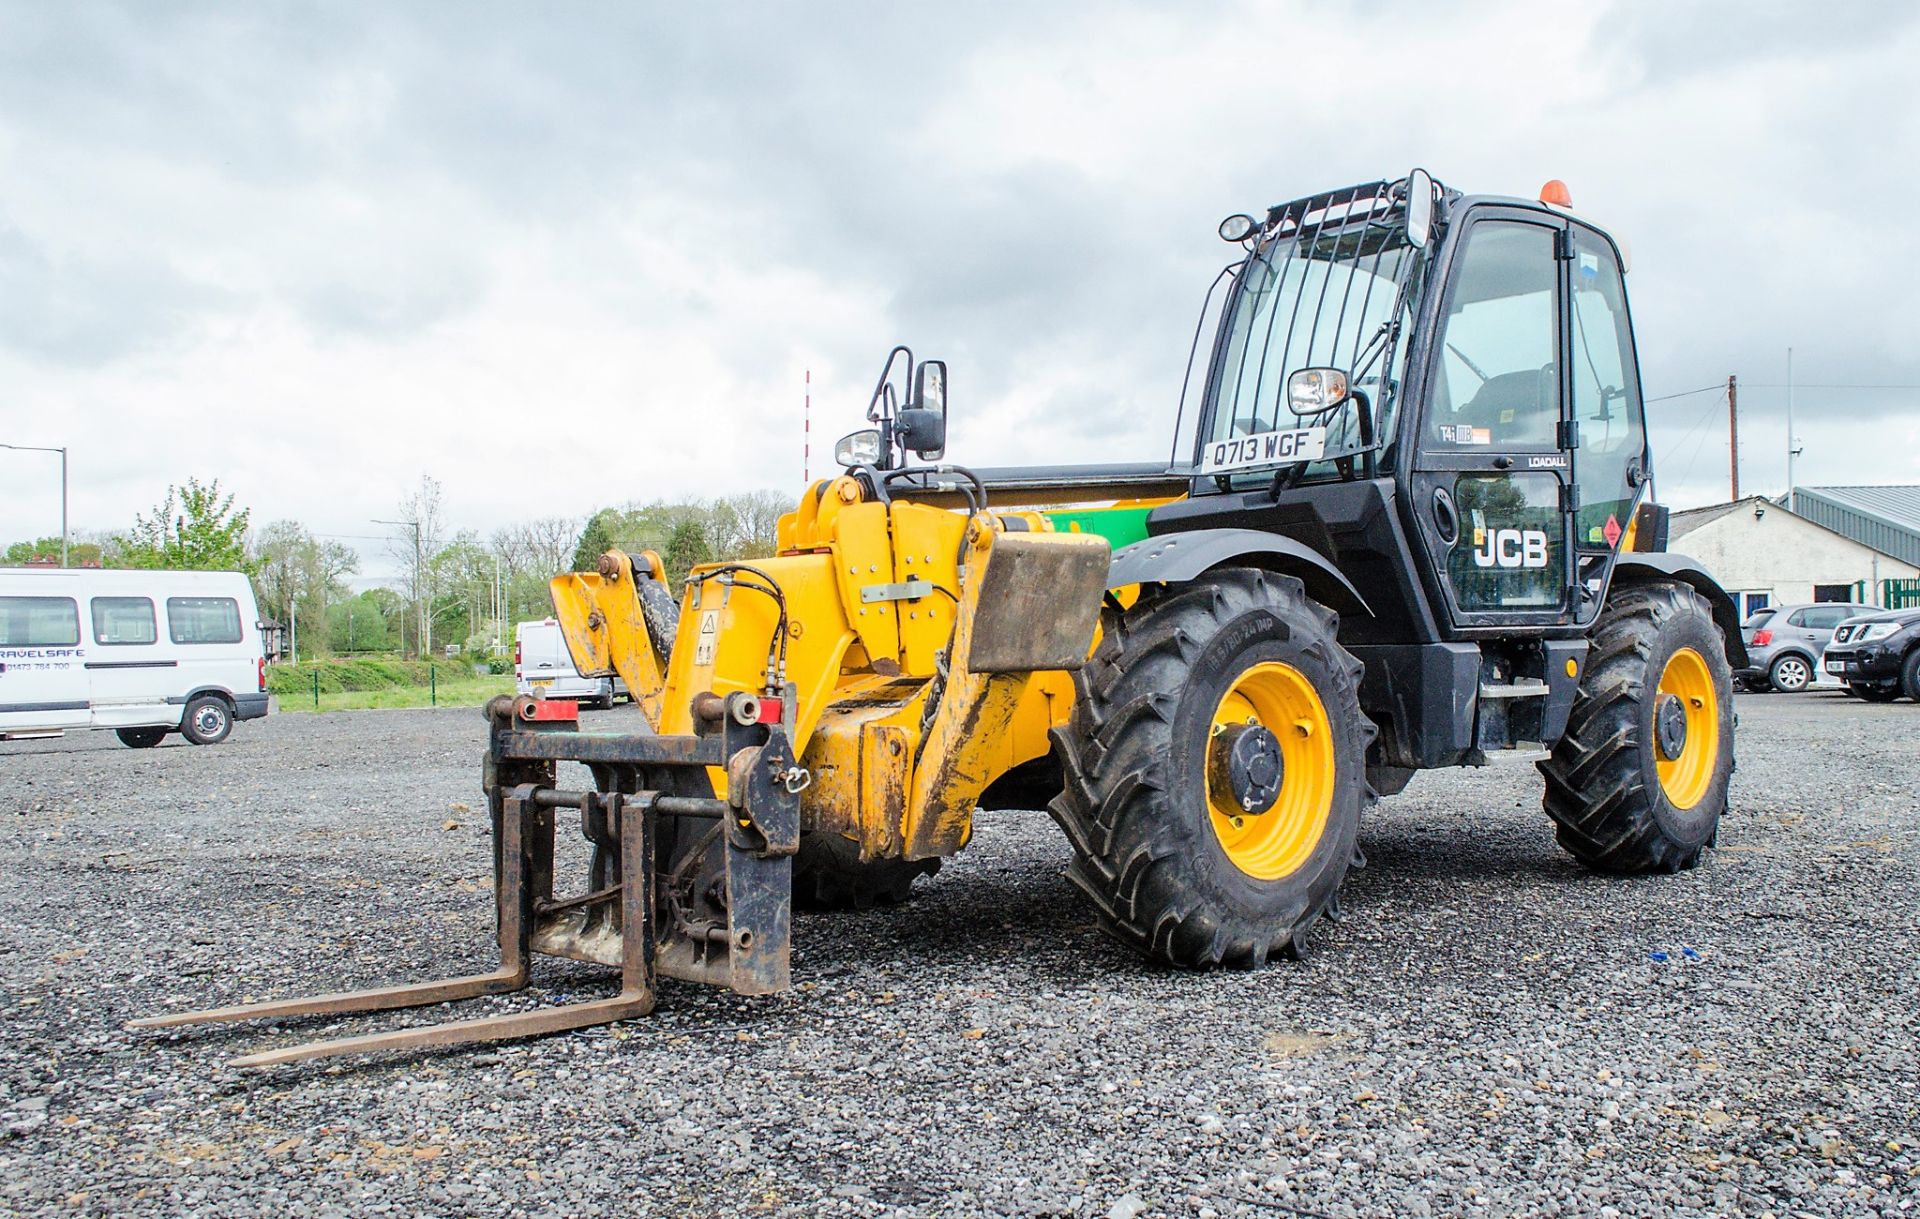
[
  {"x1": 1738, "y1": 602, "x2": 1876, "y2": 693},
  {"x1": 0, "y1": 567, "x2": 269, "y2": 747},
  {"x1": 514, "y1": 618, "x2": 625, "y2": 709},
  {"x1": 1822, "y1": 607, "x2": 1920, "y2": 702}
]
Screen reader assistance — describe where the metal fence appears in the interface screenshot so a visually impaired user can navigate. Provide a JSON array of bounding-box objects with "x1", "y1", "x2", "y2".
[{"x1": 1881, "y1": 578, "x2": 1920, "y2": 610}]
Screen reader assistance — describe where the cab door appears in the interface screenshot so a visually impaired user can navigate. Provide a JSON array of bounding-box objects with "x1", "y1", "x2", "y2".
[
  {"x1": 1408, "y1": 209, "x2": 1576, "y2": 629},
  {"x1": 1563, "y1": 222, "x2": 1649, "y2": 623}
]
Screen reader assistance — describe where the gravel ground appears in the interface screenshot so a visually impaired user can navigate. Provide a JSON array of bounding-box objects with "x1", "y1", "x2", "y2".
[{"x1": 1, "y1": 693, "x2": 1915, "y2": 1218}]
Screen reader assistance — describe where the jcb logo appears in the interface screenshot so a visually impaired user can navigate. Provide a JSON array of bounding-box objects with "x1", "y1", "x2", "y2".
[{"x1": 1471, "y1": 528, "x2": 1549, "y2": 569}]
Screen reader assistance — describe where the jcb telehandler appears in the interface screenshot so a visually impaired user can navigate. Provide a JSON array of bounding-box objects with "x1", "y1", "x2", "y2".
[{"x1": 136, "y1": 171, "x2": 1744, "y2": 1066}]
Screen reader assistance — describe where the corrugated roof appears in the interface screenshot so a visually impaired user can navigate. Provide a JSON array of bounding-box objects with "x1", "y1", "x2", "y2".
[
  {"x1": 1795, "y1": 485, "x2": 1920, "y2": 528},
  {"x1": 1792, "y1": 485, "x2": 1920, "y2": 566}
]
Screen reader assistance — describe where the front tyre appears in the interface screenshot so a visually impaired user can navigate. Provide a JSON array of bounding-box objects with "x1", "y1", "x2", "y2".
[
  {"x1": 1541, "y1": 581, "x2": 1735, "y2": 873},
  {"x1": 792, "y1": 832, "x2": 940, "y2": 910},
  {"x1": 180, "y1": 695, "x2": 234, "y2": 746},
  {"x1": 1050, "y1": 568, "x2": 1372, "y2": 968}
]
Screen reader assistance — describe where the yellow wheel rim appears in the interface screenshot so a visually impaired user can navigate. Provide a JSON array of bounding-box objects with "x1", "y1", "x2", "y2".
[
  {"x1": 1655, "y1": 647, "x2": 1719, "y2": 810},
  {"x1": 1206, "y1": 662, "x2": 1335, "y2": 880}
]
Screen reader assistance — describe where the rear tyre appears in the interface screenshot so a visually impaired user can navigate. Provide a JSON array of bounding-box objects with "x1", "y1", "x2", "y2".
[
  {"x1": 1541, "y1": 582, "x2": 1734, "y2": 874},
  {"x1": 1049, "y1": 568, "x2": 1372, "y2": 968},
  {"x1": 116, "y1": 727, "x2": 166, "y2": 749},
  {"x1": 1850, "y1": 682, "x2": 1899, "y2": 704},
  {"x1": 792, "y1": 832, "x2": 940, "y2": 910},
  {"x1": 180, "y1": 695, "x2": 233, "y2": 746},
  {"x1": 1767, "y1": 653, "x2": 1811, "y2": 693}
]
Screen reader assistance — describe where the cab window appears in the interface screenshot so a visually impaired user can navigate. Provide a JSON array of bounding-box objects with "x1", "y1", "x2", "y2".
[
  {"x1": 1426, "y1": 221, "x2": 1560, "y2": 450},
  {"x1": 1568, "y1": 228, "x2": 1645, "y2": 547}
]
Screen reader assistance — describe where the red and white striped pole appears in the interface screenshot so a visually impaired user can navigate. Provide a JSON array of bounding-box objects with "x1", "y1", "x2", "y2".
[{"x1": 804, "y1": 368, "x2": 811, "y2": 484}]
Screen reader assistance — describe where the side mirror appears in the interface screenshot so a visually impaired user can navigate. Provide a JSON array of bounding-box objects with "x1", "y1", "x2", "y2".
[
  {"x1": 1405, "y1": 167, "x2": 1434, "y2": 249},
  {"x1": 834, "y1": 428, "x2": 883, "y2": 468},
  {"x1": 896, "y1": 359, "x2": 947, "y2": 458},
  {"x1": 1287, "y1": 367, "x2": 1351, "y2": 415}
]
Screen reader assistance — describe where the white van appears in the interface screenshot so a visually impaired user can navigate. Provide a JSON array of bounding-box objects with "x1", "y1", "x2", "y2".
[
  {"x1": 0, "y1": 568, "x2": 269, "y2": 747},
  {"x1": 514, "y1": 618, "x2": 622, "y2": 708}
]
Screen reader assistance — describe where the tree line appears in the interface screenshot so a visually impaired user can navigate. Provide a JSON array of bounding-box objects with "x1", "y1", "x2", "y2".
[{"x1": 2, "y1": 475, "x2": 788, "y2": 661}]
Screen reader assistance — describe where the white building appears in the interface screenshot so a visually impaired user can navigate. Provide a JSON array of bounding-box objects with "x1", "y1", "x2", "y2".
[{"x1": 1669, "y1": 495, "x2": 1919, "y2": 621}]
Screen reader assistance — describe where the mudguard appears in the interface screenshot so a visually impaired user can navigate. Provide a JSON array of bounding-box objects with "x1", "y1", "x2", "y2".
[
  {"x1": 1612, "y1": 552, "x2": 1749, "y2": 668},
  {"x1": 1106, "y1": 527, "x2": 1370, "y2": 618}
]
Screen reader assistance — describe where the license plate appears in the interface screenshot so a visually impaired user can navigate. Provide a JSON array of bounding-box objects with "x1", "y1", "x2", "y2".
[
  {"x1": 530, "y1": 678, "x2": 555, "y2": 688},
  {"x1": 1199, "y1": 427, "x2": 1328, "y2": 475},
  {"x1": 1824, "y1": 659, "x2": 1849, "y2": 673}
]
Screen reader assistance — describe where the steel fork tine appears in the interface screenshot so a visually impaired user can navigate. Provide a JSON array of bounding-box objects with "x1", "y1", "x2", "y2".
[
  {"x1": 126, "y1": 968, "x2": 528, "y2": 1030},
  {"x1": 217, "y1": 790, "x2": 656, "y2": 1069},
  {"x1": 128, "y1": 786, "x2": 539, "y2": 1038},
  {"x1": 225, "y1": 990, "x2": 655, "y2": 1068}
]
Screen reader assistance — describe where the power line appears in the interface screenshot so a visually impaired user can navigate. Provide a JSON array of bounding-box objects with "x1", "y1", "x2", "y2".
[
  {"x1": 1735, "y1": 382, "x2": 1920, "y2": 391},
  {"x1": 1644, "y1": 384, "x2": 1724, "y2": 404},
  {"x1": 1648, "y1": 381, "x2": 1920, "y2": 402},
  {"x1": 1667, "y1": 384, "x2": 1730, "y2": 491}
]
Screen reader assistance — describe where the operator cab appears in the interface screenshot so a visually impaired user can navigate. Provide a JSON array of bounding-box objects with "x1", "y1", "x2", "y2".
[{"x1": 1171, "y1": 170, "x2": 1653, "y2": 642}]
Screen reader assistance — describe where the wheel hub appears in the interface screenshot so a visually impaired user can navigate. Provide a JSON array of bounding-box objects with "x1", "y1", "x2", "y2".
[
  {"x1": 1208, "y1": 722, "x2": 1284, "y2": 815},
  {"x1": 1654, "y1": 693, "x2": 1688, "y2": 761}
]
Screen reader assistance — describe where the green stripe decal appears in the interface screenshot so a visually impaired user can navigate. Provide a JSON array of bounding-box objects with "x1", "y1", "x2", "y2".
[{"x1": 1042, "y1": 506, "x2": 1156, "y2": 550}]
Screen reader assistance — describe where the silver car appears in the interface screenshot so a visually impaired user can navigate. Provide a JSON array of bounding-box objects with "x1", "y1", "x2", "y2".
[{"x1": 1738, "y1": 602, "x2": 1875, "y2": 692}]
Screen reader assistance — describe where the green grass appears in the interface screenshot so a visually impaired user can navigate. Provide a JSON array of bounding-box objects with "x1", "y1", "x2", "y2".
[
  {"x1": 269, "y1": 657, "x2": 515, "y2": 712},
  {"x1": 283, "y1": 676, "x2": 515, "y2": 713}
]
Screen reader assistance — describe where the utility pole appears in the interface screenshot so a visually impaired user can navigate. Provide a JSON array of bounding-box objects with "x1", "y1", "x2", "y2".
[
  {"x1": 374, "y1": 517, "x2": 426, "y2": 658},
  {"x1": 0, "y1": 443, "x2": 68, "y2": 566},
  {"x1": 1727, "y1": 374, "x2": 1739, "y2": 501},
  {"x1": 1785, "y1": 347, "x2": 1802, "y2": 505}
]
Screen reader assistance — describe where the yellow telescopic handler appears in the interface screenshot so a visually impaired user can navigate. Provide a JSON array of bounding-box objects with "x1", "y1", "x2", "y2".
[{"x1": 135, "y1": 171, "x2": 1744, "y2": 1066}]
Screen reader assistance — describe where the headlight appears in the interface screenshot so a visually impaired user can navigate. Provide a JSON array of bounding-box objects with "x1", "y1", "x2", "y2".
[
  {"x1": 833, "y1": 428, "x2": 882, "y2": 468},
  {"x1": 1857, "y1": 622, "x2": 1900, "y2": 642}
]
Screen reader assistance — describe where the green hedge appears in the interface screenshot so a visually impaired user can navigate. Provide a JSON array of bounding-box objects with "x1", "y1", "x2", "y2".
[{"x1": 267, "y1": 658, "x2": 474, "y2": 695}]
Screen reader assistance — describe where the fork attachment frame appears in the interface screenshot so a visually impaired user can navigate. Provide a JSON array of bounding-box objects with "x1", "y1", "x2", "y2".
[{"x1": 127, "y1": 692, "x2": 802, "y2": 1067}]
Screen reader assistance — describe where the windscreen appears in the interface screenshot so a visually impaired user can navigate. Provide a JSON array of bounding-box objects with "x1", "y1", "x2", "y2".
[{"x1": 1200, "y1": 182, "x2": 1421, "y2": 479}]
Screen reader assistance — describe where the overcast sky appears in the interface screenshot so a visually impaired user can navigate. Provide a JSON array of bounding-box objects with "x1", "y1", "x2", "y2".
[{"x1": 3, "y1": 1, "x2": 1917, "y2": 576}]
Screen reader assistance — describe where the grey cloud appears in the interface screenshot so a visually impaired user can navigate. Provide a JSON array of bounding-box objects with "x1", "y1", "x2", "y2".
[
  {"x1": 0, "y1": 222, "x2": 231, "y2": 363},
  {"x1": 5, "y1": 0, "x2": 1919, "y2": 530}
]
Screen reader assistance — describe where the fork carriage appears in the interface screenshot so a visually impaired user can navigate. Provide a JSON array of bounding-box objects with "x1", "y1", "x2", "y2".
[{"x1": 130, "y1": 691, "x2": 807, "y2": 1067}]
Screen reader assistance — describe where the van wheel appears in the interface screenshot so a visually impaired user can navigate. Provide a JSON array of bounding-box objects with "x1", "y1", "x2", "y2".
[
  {"x1": 116, "y1": 727, "x2": 167, "y2": 749},
  {"x1": 181, "y1": 696, "x2": 233, "y2": 745}
]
